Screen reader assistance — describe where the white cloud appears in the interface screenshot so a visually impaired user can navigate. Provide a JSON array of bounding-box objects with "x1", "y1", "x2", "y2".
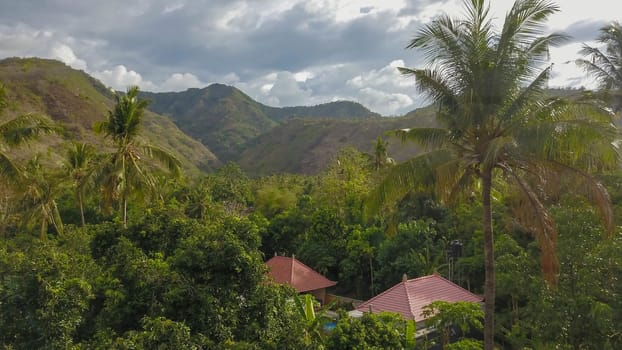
[
  {"x1": 266, "y1": 71, "x2": 314, "y2": 106},
  {"x1": 160, "y1": 72, "x2": 205, "y2": 91},
  {"x1": 1, "y1": 0, "x2": 616, "y2": 116},
  {"x1": 294, "y1": 70, "x2": 314, "y2": 82},
  {"x1": 344, "y1": 60, "x2": 418, "y2": 114},
  {"x1": 548, "y1": 42, "x2": 598, "y2": 89},
  {"x1": 163, "y1": 2, "x2": 185, "y2": 14},
  {"x1": 92, "y1": 65, "x2": 157, "y2": 91},
  {"x1": 305, "y1": 0, "x2": 407, "y2": 23},
  {"x1": 222, "y1": 72, "x2": 240, "y2": 84},
  {"x1": 358, "y1": 87, "x2": 413, "y2": 116},
  {"x1": 49, "y1": 43, "x2": 87, "y2": 70},
  {"x1": 347, "y1": 60, "x2": 416, "y2": 89}
]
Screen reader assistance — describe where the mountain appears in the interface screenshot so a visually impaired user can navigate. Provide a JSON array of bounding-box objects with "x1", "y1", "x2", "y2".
[
  {"x1": 0, "y1": 57, "x2": 218, "y2": 174},
  {"x1": 237, "y1": 107, "x2": 437, "y2": 175},
  {"x1": 140, "y1": 84, "x2": 277, "y2": 162},
  {"x1": 263, "y1": 100, "x2": 381, "y2": 121},
  {"x1": 140, "y1": 85, "x2": 379, "y2": 161},
  {"x1": 0, "y1": 57, "x2": 443, "y2": 176}
]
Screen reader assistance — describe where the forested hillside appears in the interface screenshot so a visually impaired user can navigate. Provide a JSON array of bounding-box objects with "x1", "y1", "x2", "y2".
[
  {"x1": 141, "y1": 85, "x2": 379, "y2": 163},
  {"x1": 2, "y1": 1, "x2": 622, "y2": 348},
  {"x1": 0, "y1": 57, "x2": 218, "y2": 174}
]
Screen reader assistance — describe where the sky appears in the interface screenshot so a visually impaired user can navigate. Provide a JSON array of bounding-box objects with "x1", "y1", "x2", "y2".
[{"x1": 0, "y1": 0, "x2": 617, "y2": 115}]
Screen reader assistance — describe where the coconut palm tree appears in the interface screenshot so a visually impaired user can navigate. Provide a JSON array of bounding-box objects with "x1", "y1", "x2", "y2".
[
  {"x1": 63, "y1": 142, "x2": 97, "y2": 226},
  {"x1": 0, "y1": 83, "x2": 57, "y2": 181},
  {"x1": 369, "y1": 1, "x2": 620, "y2": 348},
  {"x1": 578, "y1": 21, "x2": 622, "y2": 112},
  {"x1": 373, "y1": 136, "x2": 389, "y2": 170},
  {"x1": 19, "y1": 155, "x2": 65, "y2": 238},
  {"x1": 94, "y1": 86, "x2": 181, "y2": 227}
]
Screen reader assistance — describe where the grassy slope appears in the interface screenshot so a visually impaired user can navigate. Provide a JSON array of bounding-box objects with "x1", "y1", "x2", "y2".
[{"x1": 0, "y1": 57, "x2": 218, "y2": 175}]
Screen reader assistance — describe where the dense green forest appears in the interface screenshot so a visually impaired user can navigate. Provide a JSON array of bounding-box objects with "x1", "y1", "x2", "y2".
[{"x1": 2, "y1": 0, "x2": 622, "y2": 349}]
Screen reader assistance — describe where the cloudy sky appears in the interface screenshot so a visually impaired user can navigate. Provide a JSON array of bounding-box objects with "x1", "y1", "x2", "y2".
[{"x1": 0, "y1": 0, "x2": 617, "y2": 115}]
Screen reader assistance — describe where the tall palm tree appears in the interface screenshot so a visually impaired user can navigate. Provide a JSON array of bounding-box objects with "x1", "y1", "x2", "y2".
[
  {"x1": 578, "y1": 21, "x2": 622, "y2": 112},
  {"x1": 94, "y1": 86, "x2": 181, "y2": 227},
  {"x1": 369, "y1": 1, "x2": 620, "y2": 348},
  {"x1": 19, "y1": 155, "x2": 65, "y2": 238},
  {"x1": 63, "y1": 142, "x2": 97, "y2": 226}
]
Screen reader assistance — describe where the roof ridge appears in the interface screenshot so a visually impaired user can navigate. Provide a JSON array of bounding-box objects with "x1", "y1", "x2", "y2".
[
  {"x1": 290, "y1": 256, "x2": 295, "y2": 285},
  {"x1": 406, "y1": 274, "x2": 436, "y2": 282},
  {"x1": 403, "y1": 280, "x2": 419, "y2": 319},
  {"x1": 429, "y1": 274, "x2": 482, "y2": 300},
  {"x1": 292, "y1": 256, "x2": 336, "y2": 283},
  {"x1": 358, "y1": 281, "x2": 408, "y2": 311}
]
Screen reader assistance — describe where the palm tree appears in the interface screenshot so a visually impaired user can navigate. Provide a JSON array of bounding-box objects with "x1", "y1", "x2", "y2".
[
  {"x1": 578, "y1": 21, "x2": 622, "y2": 112},
  {"x1": 19, "y1": 155, "x2": 65, "y2": 238},
  {"x1": 94, "y1": 86, "x2": 181, "y2": 227},
  {"x1": 369, "y1": 1, "x2": 620, "y2": 348},
  {"x1": 63, "y1": 142, "x2": 97, "y2": 226},
  {"x1": 0, "y1": 83, "x2": 57, "y2": 182},
  {"x1": 373, "y1": 136, "x2": 389, "y2": 170}
]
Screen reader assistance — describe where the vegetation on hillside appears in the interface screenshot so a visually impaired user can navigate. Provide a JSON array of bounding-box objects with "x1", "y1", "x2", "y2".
[
  {"x1": 141, "y1": 84, "x2": 379, "y2": 163},
  {"x1": 0, "y1": 58, "x2": 218, "y2": 174},
  {"x1": 1, "y1": 1, "x2": 622, "y2": 348}
]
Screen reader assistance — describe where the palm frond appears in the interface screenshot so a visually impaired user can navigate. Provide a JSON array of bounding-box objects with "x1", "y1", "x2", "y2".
[
  {"x1": 503, "y1": 164, "x2": 558, "y2": 284},
  {"x1": 407, "y1": 14, "x2": 462, "y2": 62},
  {"x1": 544, "y1": 161, "x2": 615, "y2": 236},
  {"x1": 498, "y1": 0, "x2": 560, "y2": 50},
  {"x1": 93, "y1": 120, "x2": 109, "y2": 135},
  {"x1": 482, "y1": 135, "x2": 516, "y2": 170},
  {"x1": 578, "y1": 20, "x2": 622, "y2": 91},
  {"x1": 141, "y1": 144, "x2": 182, "y2": 176},
  {"x1": 391, "y1": 127, "x2": 450, "y2": 150},
  {"x1": 435, "y1": 159, "x2": 476, "y2": 204},
  {"x1": 365, "y1": 149, "x2": 454, "y2": 218},
  {"x1": 577, "y1": 52, "x2": 622, "y2": 90},
  {"x1": 0, "y1": 152, "x2": 20, "y2": 180},
  {"x1": 501, "y1": 65, "x2": 552, "y2": 123},
  {"x1": 0, "y1": 113, "x2": 59, "y2": 146}
]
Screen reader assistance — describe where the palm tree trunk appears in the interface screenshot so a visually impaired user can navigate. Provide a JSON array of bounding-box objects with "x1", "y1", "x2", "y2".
[
  {"x1": 122, "y1": 194, "x2": 127, "y2": 228},
  {"x1": 122, "y1": 156, "x2": 128, "y2": 228},
  {"x1": 482, "y1": 169, "x2": 495, "y2": 350},
  {"x1": 78, "y1": 192, "x2": 85, "y2": 226}
]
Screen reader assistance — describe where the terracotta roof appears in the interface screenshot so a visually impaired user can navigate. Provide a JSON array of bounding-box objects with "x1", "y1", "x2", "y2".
[
  {"x1": 356, "y1": 274, "x2": 482, "y2": 322},
  {"x1": 266, "y1": 255, "x2": 337, "y2": 293}
]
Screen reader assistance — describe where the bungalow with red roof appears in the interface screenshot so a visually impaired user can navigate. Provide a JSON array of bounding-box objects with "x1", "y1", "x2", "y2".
[
  {"x1": 352, "y1": 274, "x2": 482, "y2": 329},
  {"x1": 265, "y1": 255, "x2": 337, "y2": 304}
]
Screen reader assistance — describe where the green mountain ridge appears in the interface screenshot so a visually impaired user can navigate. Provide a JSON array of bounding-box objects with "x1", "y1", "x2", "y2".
[
  {"x1": 140, "y1": 84, "x2": 380, "y2": 162},
  {"x1": 2, "y1": 57, "x2": 590, "y2": 177},
  {"x1": 0, "y1": 57, "x2": 218, "y2": 174},
  {"x1": 237, "y1": 108, "x2": 438, "y2": 175},
  {"x1": 140, "y1": 84, "x2": 278, "y2": 162}
]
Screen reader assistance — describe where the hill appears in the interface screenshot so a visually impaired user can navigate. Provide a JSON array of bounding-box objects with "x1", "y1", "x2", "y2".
[
  {"x1": 141, "y1": 85, "x2": 379, "y2": 161},
  {"x1": 237, "y1": 106, "x2": 437, "y2": 175},
  {"x1": 263, "y1": 100, "x2": 380, "y2": 121},
  {"x1": 140, "y1": 84, "x2": 277, "y2": 162},
  {"x1": 0, "y1": 57, "x2": 218, "y2": 174}
]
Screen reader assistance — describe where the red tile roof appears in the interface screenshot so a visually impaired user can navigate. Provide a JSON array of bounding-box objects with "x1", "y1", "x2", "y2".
[
  {"x1": 356, "y1": 274, "x2": 482, "y2": 322},
  {"x1": 266, "y1": 255, "x2": 337, "y2": 293}
]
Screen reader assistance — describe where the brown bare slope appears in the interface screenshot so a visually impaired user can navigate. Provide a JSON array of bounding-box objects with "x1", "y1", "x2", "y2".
[{"x1": 0, "y1": 57, "x2": 218, "y2": 174}]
